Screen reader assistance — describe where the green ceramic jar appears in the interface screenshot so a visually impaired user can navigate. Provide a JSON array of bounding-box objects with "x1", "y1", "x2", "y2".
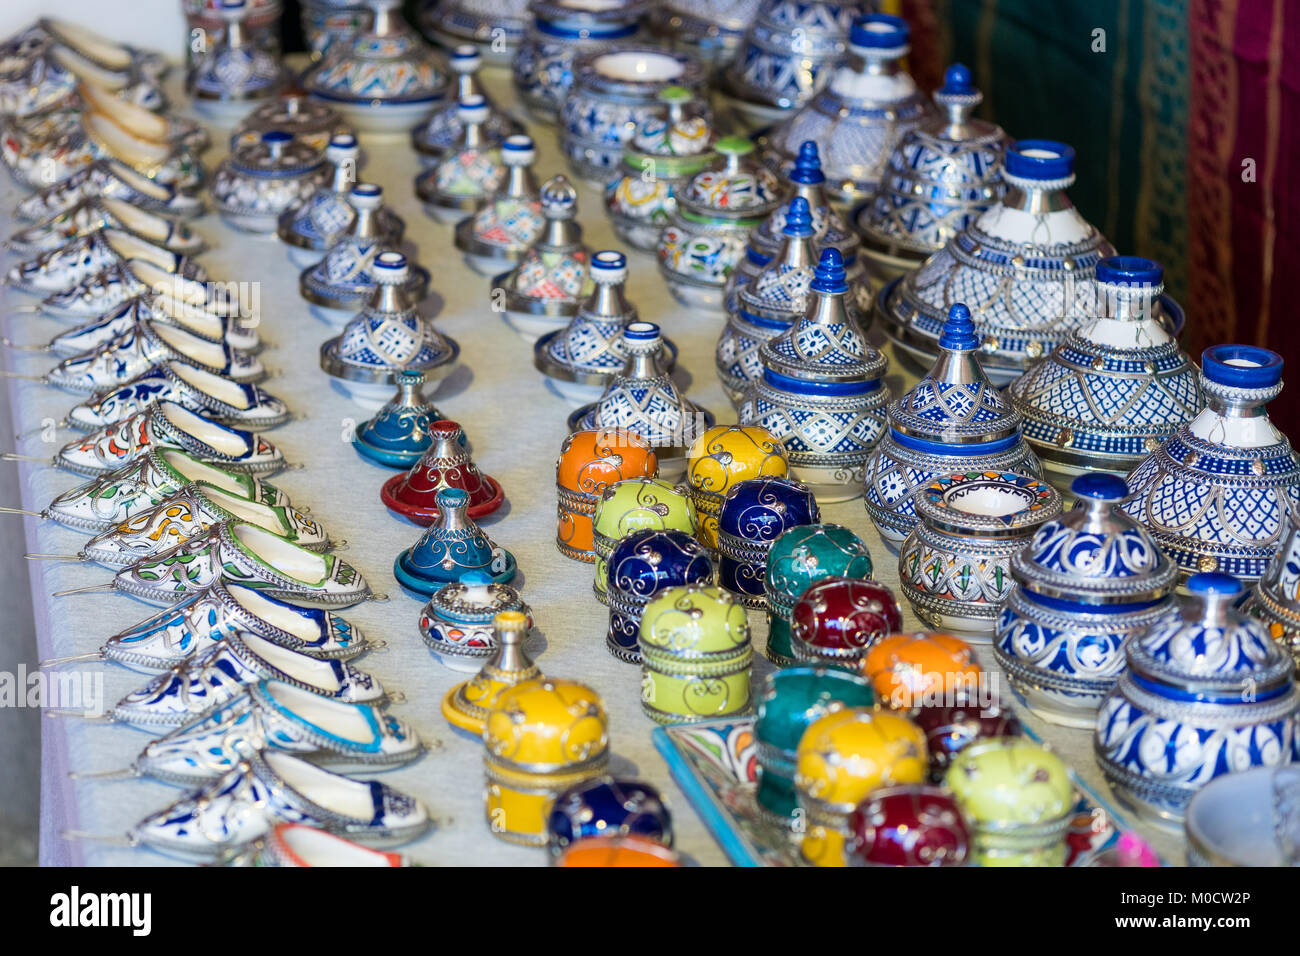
[
  {"x1": 753, "y1": 666, "x2": 874, "y2": 826},
  {"x1": 639, "y1": 583, "x2": 752, "y2": 724},
  {"x1": 764, "y1": 524, "x2": 874, "y2": 666},
  {"x1": 591, "y1": 477, "x2": 697, "y2": 605},
  {"x1": 944, "y1": 738, "x2": 1074, "y2": 867}
]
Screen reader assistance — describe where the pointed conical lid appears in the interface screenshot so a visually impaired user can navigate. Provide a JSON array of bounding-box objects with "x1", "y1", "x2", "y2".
[{"x1": 443, "y1": 610, "x2": 542, "y2": 733}]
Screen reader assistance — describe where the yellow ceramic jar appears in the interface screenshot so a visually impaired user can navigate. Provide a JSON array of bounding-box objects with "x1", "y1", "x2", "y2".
[
  {"x1": 441, "y1": 611, "x2": 540, "y2": 735},
  {"x1": 794, "y1": 706, "x2": 927, "y2": 867},
  {"x1": 685, "y1": 424, "x2": 788, "y2": 549}
]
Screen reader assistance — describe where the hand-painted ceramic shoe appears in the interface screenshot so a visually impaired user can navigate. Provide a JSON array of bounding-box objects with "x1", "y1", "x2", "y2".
[
  {"x1": 134, "y1": 680, "x2": 421, "y2": 785},
  {"x1": 8, "y1": 196, "x2": 206, "y2": 257},
  {"x1": 353, "y1": 370, "x2": 445, "y2": 469},
  {"x1": 13, "y1": 158, "x2": 203, "y2": 223},
  {"x1": 67, "y1": 361, "x2": 290, "y2": 432},
  {"x1": 223, "y1": 822, "x2": 409, "y2": 866},
  {"x1": 45, "y1": 447, "x2": 291, "y2": 532},
  {"x1": 44, "y1": 291, "x2": 261, "y2": 359},
  {"x1": 5, "y1": 227, "x2": 200, "y2": 295},
  {"x1": 381, "y1": 420, "x2": 504, "y2": 523},
  {"x1": 114, "y1": 521, "x2": 371, "y2": 607},
  {"x1": 104, "y1": 579, "x2": 366, "y2": 674},
  {"x1": 81, "y1": 483, "x2": 328, "y2": 568},
  {"x1": 112, "y1": 630, "x2": 386, "y2": 731},
  {"x1": 131, "y1": 751, "x2": 430, "y2": 862},
  {"x1": 44, "y1": 320, "x2": 265, "y2": 393},
  {"x1": 394, "y1": 488, "x2": 517, "y2": 595},
  {"x1": 55, "y1": 401, "x2": 284, "y2": 477},
  {"x1": 38, "y1": 256, "x2": 208, "y2": 319}
]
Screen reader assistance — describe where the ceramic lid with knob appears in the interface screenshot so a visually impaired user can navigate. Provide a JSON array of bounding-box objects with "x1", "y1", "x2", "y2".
[
  {"x1": 790, "y1": 577, "x2": 903, "y2": 664},
  {"x1": 630, "y1": 86, "x2": 713, "y2": 160},
  {"x1": 944, "y1": 738, "x2": 1074, "y2": 830},
  {"x1": 546, "y1": 777, "x2": 673, "y2": 857},
  {"x1": 189, "y1": 0, "x2": 285, "y2": 103},
  {"x1": 483, "y1": 677, "x2": 610, "y2": 774},
  {"x1": 537, "y1": 250, "x2": 649, "y2": 383},
  {"x1": 227, "y1": 129, "x2": 324, "y2": 179},
  {"x1": 679, "y1": 136, "x2": 782, "y2": 218},
  {"x1": 861, "y1": 631, "x2": 981, "y2": 709},
  {"x1": 394, "y1": 487, "x2": 517, "y2": 594},
  {"x1": 639, "y1": 582, "x2": 751, "y2": 658},
  {"x1": 847, "y1": 784, "x2": 972, "y2": 866},
  {"x1": 606, "y1": 528, "x2": 713, "y2": 605},
  {"x1": 441, "y1": 610, "x2": 541, "y2": 734},
  {"x1": 412, "y1": 44, "x2": 521, "y2": 157},
  {"x1": 795, "y1": 707, "x2": 928, "y2": 813},
  {"x1": 232, "y1": 91, "x2": 351, "y2": 153}
]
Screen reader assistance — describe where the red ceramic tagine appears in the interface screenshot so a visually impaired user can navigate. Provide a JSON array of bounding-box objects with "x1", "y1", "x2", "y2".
[{"x1": 381, "y1": 419, "x2": 505, "y2": 522}]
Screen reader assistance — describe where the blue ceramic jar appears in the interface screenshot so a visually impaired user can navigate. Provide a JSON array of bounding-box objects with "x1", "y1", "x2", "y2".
[
  {"x1": 605, "y1": 527, "x2": 713, "y2": 663},
  {"x1": 716, "y1": 475, "x2": 819, "y2": 609},
  {"x1": 546, "y1": 777, "x2": 673, "y2": 857}
]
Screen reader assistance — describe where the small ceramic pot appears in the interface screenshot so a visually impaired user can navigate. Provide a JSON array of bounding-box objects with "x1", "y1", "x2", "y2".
[
  {"x1": 210, "y1": 130, "x2": 328, "y2": 233},
  {"x1": 441, "y1": 610, "x2": 541, "y2": 735},
  {"x1": 420, "y1": 0, "x2": 530, "y2": 66},
  {"x1": 716, "y1": 475, "x2": 819, "y2": 608},
  {"x1": 846, "y1": 784, "x2": 971, "y2": 867},
  {"x1": 685, "y1": 424, "x2": 789, "y2": 551},
  {"x1": 898, "y1": 470, "x2": 1063, "y2": 640},
  {"x1": 605, "y1": 528, "x2": 713, "y2": 663},
  {"x1": 861, "y1": 631, "x2": 981, "y2": 711},
  {"x1": 555, "y1": 427, "x2": 658, "y2": 562},
  {"x1": 232, "y1": 91, "x2": 350, "y2": 154},
  {"x1": 546, "y1": 778, "x2": 673, "y2": 857},
  {"x1": 414, "y1": 95, "x2": 506, "y2": 224},
  {"x1": 394, "y1": 488, "x2": 517, "y2": 596},
  {"x1": 352, "y1": 370, "x2": 444, "y2": 469},
  {"x1": 591, "y1": 477, "x2": 697, "y2": 605},
  {"x1": 789, "y1": 577, "x2": 902, "y2": 667},
  {"x1": 419, "y1": 574, "x2": 532, "y2": 672},
  {"x1": 910, "y1": 697, "x2": 1021, "y2": 783},
  {"x1": 382, "y1": 420, "x2": 503, "y2": 523},
  {"x1": 533, "y1": 249, "x2": 635, "y2": 400}
]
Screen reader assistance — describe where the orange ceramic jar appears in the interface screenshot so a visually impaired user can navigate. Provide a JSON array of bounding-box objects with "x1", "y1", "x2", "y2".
[
  {"x1": 862, "y1": 631, "x2": 982, "y2": 710},
  {"x1": 555, "y1": 428, "x2": 657, "y2": 561},
  {"x1": 554, "y1": 835, "x2": 682, "y2": 867}
]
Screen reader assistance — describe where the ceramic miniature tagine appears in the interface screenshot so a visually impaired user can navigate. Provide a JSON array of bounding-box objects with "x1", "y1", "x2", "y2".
[
  {"x1": 497, "y1": 175, "x2": 593, "y2": 342},
  {"x1": 994, "y1": 473, "x2": 1178, "y2": 728},
  {"x1": 298, "y1": 0, "x2": 370, "y2": 63},
  {"x1": 853, "y1": 63, "x2": 1006, "y2": 287},
  {"x1": 559, "y1": 45, "x2": 707, "y2": 184},
  {"x1": 592, "y1": 477, "x2": 697, "y2": 605},
  {"x1": 738, "y1": 247, "x2": 891, "y2": 501},
  {"x1": 421, "y1": 0, "x2": 530, "y2": 66},
  {"x1": 411, "y1": 44, "x2": 522, "y2": 163},
  {"x1": 512, "y1": 0, "x2": 650, "y2": 123},
  {"x1": 605, "y1": 86, "x2": 715, "y2": 252},
  {"x1": 231, "y1": 90, "x2": 351, "y2": 153},
  {"x1": 1243, "y1": 513, "x2": 1300, "y2": 664},
  {"x1": 605, "y1": 527, "x2": 713, "y2": 663},
  {"x1": 762, "y1": 13, "x2": 930, "y2": 206},
  {"x1": 879, "y1": 138, "x2": 1185, "y2": 383},
  {"x1": 645, "y1": 0, "x2": 760, "y2": 69},
  {"x1": 567, "y1": 322, "x2": 714, "y2": 480},
  {"x1": 899, "y1": 470, "x2": 1063, "y2": 641},
  {"x1": 1119, "y1": 345, "x2": 1299, "y2": 585},
  {"x1": 301, "y1": 183, "x2": 427, "y2": 324},
  {"x1": 657, "y1": 136, "x2": 784, "y2": 311},
  {"x1": 685, "y1": 424, "x2": 789, "y2": 550},
  {"x1": 555, "y1": 427, "x2": 658, "y2": 562},
  {"x1": 415, "y1": 96, "x2": 505, "y2": 224},
  {"x1": 302, "y1": 0, "x2": 450, "y2": 133},
  {"x1": 764, "y1": 523, "x2": 873, "y2": 667},
  {"x1": 1008, "y1": 257, "x2": 1205, "y2": 484},
  {"x1": 188, "y1": 0, "x2": 286, "y2": 122},
  {"x1": 442, "y1": 609, "x2": 541, "y2": 734},
  {"x1": 210, "y1": 129, "x2": 329, "y2": 233},
  {"x1": 863, "y1": 303, "x2": 1042, "y2": 552},
  {"x1": 352, "y1": 369, "x2": 447, "y2": 469},
  {"x1": 536, "y1": 250, "x2": 676, "y2": 402},
  {"x1": 547, "y1": 778, "x2": 673, "y2": 857},
  {"x1": 715, "y1": 475, "x2": 819, "y2": 608},
  {"x1": 719, "y1": 0, "x2": 864, "y2": 130},
  {"x1": 454, "y1": 134, "x2": 544, "y2": 275},
  {"x1": 280, "y1": 133, "x2": 404, "y2": 267},
  {"x1": 394, "y1": 487, "x2": 517, "y2": 596},
  {"x1": 382, "y1": 419, "x2": 504, "y2": 523},
  {"x1": 320, "y1": 251, "x2": 457, "y2": 406},
  {"x1": 420, "y1": 571, "x2": 533, "y2": 673},
  {"x1": 1095, "y1": 572, "x2": 1300, "y2": 829}
]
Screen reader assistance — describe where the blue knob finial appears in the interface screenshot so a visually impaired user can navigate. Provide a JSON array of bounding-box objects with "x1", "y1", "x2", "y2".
[
  {"x1": 1186, "y1": 572, "x2": 1245, "y2": 598},
  {"x1": 809, "y1": 248, "x2": 847, "y2": 295},
  {"x1": 781, "y1": 197, "x2": 814, "y2": 238},
  {"x1": 1071, "y1": 473, "x2": 1128, "y2": 502},
  {"x1": 941, "y1": 63, "x2": 973, "y2": 96},
  {"x1": 790, "y1": 141, "x2": 825, "y2": 186},
  {"x1": 938, "y1": 303, "x2": 978, "y2": 351}
]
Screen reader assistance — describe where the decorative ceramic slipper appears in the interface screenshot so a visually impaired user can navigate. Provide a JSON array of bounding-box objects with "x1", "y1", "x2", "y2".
[
  {"x1": 110, "y1": 630, "x2": 386, "y2": 731},
  {"x1": 37, "y1": 292, "x2": 260, "y2": 358},
  {"x1": 8, "y1": 196, "x2": 206, "y2": 257},
  {"x1": 80, "y1": 482, "x2": 328, "y2": 568},
  {"x1": 67, "y1": 360, "x2": 290, "y2": 432},
  {"x1": 44, "y1": 446, "x2": 291, "y2": 533},
  {"x1": 5, "y1": 227, "x2": 201, "y2": 295},
  {"x1": 102, "y1": 579, "x2": 367, "y2": 674},
  {"x1": 112, "y1": 520, "x2": 371, "y2": 607},
  {"x1": 129, "y1": 680, "x2": 421, "y2": 785},
  {"x1": 38, "y1": 17, "x2": 167, "y2": 89},
  {"x1": 13, "y1": 158, "x2": 203, "y2": 223},
  {"x1": 54, "y1": 401, "x2": 284, "y2": 477},
  {"x1": 394, "y1": 488, "x2": 517, "y2": 595},
  {"x1": 222, "y1": 821, "x2": 409, "y2": 866},
  {"x1": 129, "y1": 751, "x2": 430, "y2": 862},
  {"x1": 38, "y1": 256, "x2": 208, "y2": 320},
  {"x1": 75, "y1": 78, "x2": 206, "y2": 150}
]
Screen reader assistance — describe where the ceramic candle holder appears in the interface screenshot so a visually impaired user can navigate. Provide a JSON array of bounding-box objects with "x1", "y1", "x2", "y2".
[
  {"x1": 591, "y1": 477, "x2": 697, "y2": 605},
  {"x1": 546, "y1": 778, "x2": 673, "y2": 857},
  {"x1": 555, "y1": 427, "x2": 658, "y2": 562},
  {"x1": 846, "y1": 784, "x2": 971, "y2": 867},
  {"x1": 382, "y1": 419, "x2": 504, "y2": 523},
  {"x1": 853, "y1": 63, "x2": 1005, "y2": 286},
  {"x1": 789, "y1": 577, "x2": 902, "y2": 667},
  {"x1": 1119, "y1": 345, "x2": 1299, "y2": 585},
  {"x1": 863, "y1": 303, "x2": 1042, "y2": 552},
  {"x1": 499, "y1": 176, "x2": 593, "y2": 343},
  {"x1": 716, "y1": 475, "x2": 819, "y2": 608},
  {"x1": 394, "y1": 487, "x2": 517, "y2": 595},
  {"x1": 910, "y1": 696, "x2": 1021, "y2": 783},
  {"x1": 188, "y1": 0, "x2": 286, "y2": 122},
  {"x1": 559, "y1": 46, "x2": 706, "y2": 184},
  {"x1": 738, "y1": 248, "x2": 890, "y2": 501},
  {"x1": 899, "y1": 470, "x2": 1063, "y2": 640},
  {"x1": 411, "y1": 44, "x2": 522, "y2": 162},
  {"x1": 210, "y1": 130, "x2": 328, "y2": 233},
  {"x1": 414, "y1": 95, "x2": 507, "y2": 224},
  {"x1": 685, "y1": 424, "x2": 789, "y2": 550},
  {"x1": 353, "y1": 370, "x2": 445, "y2": 469},
  {"x1": 420, "y1": 573, "x2": 533, "y2": 672},
  {"x1": 454, "y1": 134, "x2": 543, "y2": 275},
  {"x1": 605, "y1": 528, "x2": 713, "y2": 663},
  {"x1": 764, "y1": 524, "x2": 873, "y2": 667},
  {"x1": 994, "y1": 473, "x2": 1178, "y2": 728},
  {"x1": 639, "y1": 583, "x2": 753, "y2": 724},
  {"x1": 1094, "y1": 573, "x2": 1300, "y2": 828},
  {"x1": 483, "y1": 678, "x2": 610, "y2": 846},
  {"x1": 1008, "y1": 257, "x2": 1205, "y2": 484},
  {"x1": 761, "y1": 14, "x2": 929, "y2": 206}
]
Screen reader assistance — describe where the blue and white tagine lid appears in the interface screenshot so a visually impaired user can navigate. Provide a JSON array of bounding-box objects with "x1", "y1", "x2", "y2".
[
  {"x1": 412, "y1": 44, "x2": 521, "y2": 159},
  {"x1": 454, "y1": 134, "x2": 544, "y2": 269},
  {"x1": 279, "y1": 133, "x2": 402, "y2": 258},
  {"x1": 1008, "y1": 256, "x2": 1204, "y2": 477},
  {"x1": 188, "y1": 0, "x2": 285, "y2": 112},
  {"x1": 735, "y1": 195, "x2": 822, "y2": 321},
  {"x1": 748, "y1": 141, "x2": 857, "y2": 265},
  {"x1": 1119, "y1": 345, "x2": 1300, "y2": 583},
  {"x1": 536, "y1": 249, "x2": 642, "y2": 385}
]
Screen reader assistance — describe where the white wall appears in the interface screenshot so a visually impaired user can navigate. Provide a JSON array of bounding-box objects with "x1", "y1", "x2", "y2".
[{"x1": 2, "y1": 0, "x2": 188, "y2": 62}]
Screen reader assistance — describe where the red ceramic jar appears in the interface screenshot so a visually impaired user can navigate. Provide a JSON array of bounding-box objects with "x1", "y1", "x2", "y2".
[
  {"x1": 381, "y1": 420, "x2": 505, "y2": 523},
  {"x1": 789, "y1": 577, "x2": 903, "y2": 666},
  {"x1": 910, "y1": 697, "x2": 1022, "y2": 781},
  {"x1": 847, "y1": 784, "x2": 971, "y2": 867}
]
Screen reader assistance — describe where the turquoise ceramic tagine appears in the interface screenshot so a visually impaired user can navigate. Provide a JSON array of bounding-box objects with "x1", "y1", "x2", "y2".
[
  {"x1": 1119, "y1": 345, "x2": 1300, "y2": 585},
  {"x1": 1008, "y1": 256, "x2": 1205, "y2": 484},
  {"x1": 738, "y1": 247, "x2": 891, "y2": 502},
  {"x1": 394, "y1": 488, "x2": 517, "y2": 595},
  {"x1": 863, "y1": 303, "x2": 1042, "y2": 552},
  {"x1": 353, "y1": 369, "x2": 451, "y2": 469}
]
